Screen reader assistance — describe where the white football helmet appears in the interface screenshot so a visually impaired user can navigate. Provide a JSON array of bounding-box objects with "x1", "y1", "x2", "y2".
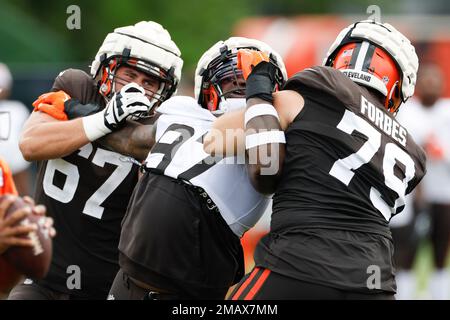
[
  {"x1": 91, "y1": 21, "x2": 183, "y2": 109},
  {"x1": 194, "y1": 37, "x2": 287, "y2": 114},
  {"x1": 324, "y1": 20, "x2": 419, "y2": 113}
]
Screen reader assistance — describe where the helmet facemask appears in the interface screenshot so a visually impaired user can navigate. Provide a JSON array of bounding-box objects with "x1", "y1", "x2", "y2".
[
  {"x1": 97, "y1": 54, "x2": 177, "y2": 116},
  {"x1": 200, "y1": 50, "x2": 247, "y2": 114}
]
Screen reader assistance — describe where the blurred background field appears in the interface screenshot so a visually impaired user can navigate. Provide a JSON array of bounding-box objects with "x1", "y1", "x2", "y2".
[
  {"x1": 2, "y1": 0, "x2": 450, "y2": 104},
  {"x1": 1, "y1": 0, "x2": 450, "y2": 299}
]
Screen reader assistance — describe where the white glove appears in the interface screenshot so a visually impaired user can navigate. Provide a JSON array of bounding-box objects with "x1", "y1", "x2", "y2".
[{"x1": 82, "y1": 83, "x2": 152, "y2": 141}]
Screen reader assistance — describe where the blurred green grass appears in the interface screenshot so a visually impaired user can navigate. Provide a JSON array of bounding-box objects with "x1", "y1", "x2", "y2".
[{"x1": 413, "y1": 241, "x2": 450, "y2": 299}]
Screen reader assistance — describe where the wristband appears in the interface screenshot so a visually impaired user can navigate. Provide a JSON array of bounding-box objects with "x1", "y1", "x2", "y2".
[
  {"x1": 82, "y1": 111, "x2": 111, "y2": 141},
  {"x1": 245, "y1": 131, "x2": 286, "y2": 150},
  {"x1": 244, "y1": 104, "x2": 279, "y2": 126}
]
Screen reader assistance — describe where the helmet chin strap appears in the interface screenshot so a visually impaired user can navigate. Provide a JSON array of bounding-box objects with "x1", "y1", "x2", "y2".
[{"x1": 213, "y1": 98, "x2": 246, "y2": 115}]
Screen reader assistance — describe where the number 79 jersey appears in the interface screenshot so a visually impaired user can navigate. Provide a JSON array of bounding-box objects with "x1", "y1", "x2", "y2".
[
  {"x1": 272, "y1": 66, "x2": 426, "y2": 237},
  {"x1": 145, "y1": 96, "x2": 270, "y2": 237}
]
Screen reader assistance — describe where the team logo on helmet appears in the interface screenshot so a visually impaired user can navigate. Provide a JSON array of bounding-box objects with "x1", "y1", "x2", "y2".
[{"x1": 324, "y1": 20, "x2": 419, "y2": 114}]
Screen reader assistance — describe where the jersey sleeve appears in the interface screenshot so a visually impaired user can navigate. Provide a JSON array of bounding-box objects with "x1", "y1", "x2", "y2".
[
  {"x1": 407, "y1": 145, "x2": 427, "y2": 195},
  {"x1": 1, "y1": 102, "x2": 30, "y2": 173},
  {"x1": 52, "y1": 69, "x2": 103, "y2": 105},
  {"x1": 0, "y1": 158, "x2": 18, "y2": 196},
  {"x1": 283, "y1": 66, "x2": 359, "y2": 109}
]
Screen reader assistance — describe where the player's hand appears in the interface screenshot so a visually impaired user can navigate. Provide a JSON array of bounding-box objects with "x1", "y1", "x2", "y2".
[
  {"x1": 32, "y1": 91, "x2": 71, "y2": 121},
  {"x1": 237, "y1": 49, "x2": 270, "y2": 80},
  {"x1": 0, "y1": 195, "x2": 37, "y2": 255},
  {"x1": 237, "y1": 49, "x2": 280, "y2": 102},
  {"x1": 102, "y1": 83, "x2": 152, "y2": 131},
  {"x1": 425, "y1": 135, "x2": 445, "y2": 160},
  {"x1": 0, "y1": 196, "x2": 56, "y2": 255},
  {"x1": 31, "y1": 204, "x2": 56, "y2": 239},
  {"x1": 33, "y1": 90, "x2": 101, "y2": 120}
]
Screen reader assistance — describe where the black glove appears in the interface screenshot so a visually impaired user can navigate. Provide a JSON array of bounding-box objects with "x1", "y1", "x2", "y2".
[
  {"x1": 245, "y1": 61, "x2": 278, "y2": 103},
  {"x1": 64, "y1": 99, "x2": 102, "y2": 120}
]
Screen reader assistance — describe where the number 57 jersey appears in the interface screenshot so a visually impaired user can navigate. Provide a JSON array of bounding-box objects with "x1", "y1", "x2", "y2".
[
  {"x1": 145, "y1": 96, "x2": 270, "y2": 238},
  {"x1": 272, "y1": 66, "x2": 426, "y2": 238}
]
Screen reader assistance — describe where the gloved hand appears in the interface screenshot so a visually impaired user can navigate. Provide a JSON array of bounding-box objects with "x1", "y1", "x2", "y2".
[
  {"x1": 82, "y1": 83, "x2": 152, "y2": 141},
  {"x1": 425, "y1": 134, "x2": 445, "y2": 160},
  {"x1": 102, "y1": 83, "x2": 152, "y2": 130},
  {"x1": 237, "y1": 49, "x2": 279, "y2": 103},
  {"x1": 237, "y1": 49, "x2": 270, "y2": 80},
  {"x1": 32, "y1": 91, "x2": 100, "y2": 120},
  {"x1": 32, "y1": 91, "x2": 71, "y2": 121}
]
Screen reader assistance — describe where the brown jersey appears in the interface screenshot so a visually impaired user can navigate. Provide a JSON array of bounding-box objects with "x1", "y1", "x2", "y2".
[
  {"x1": 33, "y1": 69, "x2": 139, "y2": 298},
  {"x1": 254, "y1": 66, "x2": 426, "y2": 293}
]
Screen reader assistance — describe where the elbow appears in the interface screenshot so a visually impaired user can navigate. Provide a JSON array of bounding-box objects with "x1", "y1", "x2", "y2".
[
  {"x1": 19, "y1": 127, "x2": 46, "y2": 161},
  {"x1": 19, "y1": 136, "x2": 36, "y2": 161},
  {"x1": 248, "y1": 164, "x2": 283, "y2": 195},
  {"x1": 247, "y1": 144, "x2": 285, "y2": 195},
  {"x1": 135, "y1": 138, "x2": 153, "y2": 162},
  {"x1": 19, "y1": 138, "x2": 38, "y2": 161}
]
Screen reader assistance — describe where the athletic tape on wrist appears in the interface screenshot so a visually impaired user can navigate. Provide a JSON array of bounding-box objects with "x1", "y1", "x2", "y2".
[
  {"x1": 244, "y1": 104, "x2": 279, "y2": 126},
  {"x1": 245, "y1": 131, "x2": 286, "y2": 150},
  {"x1": 82, "y1": 111, "x2": 111, "y2": 141}
]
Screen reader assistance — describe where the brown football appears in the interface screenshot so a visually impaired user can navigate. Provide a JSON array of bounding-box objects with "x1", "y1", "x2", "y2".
[
  {"x1": 0, "y1": 256, "x2": 23, "y2": 295},
  {"x1": 1, "y1": 196, "x2": 52, "y2": 279}
]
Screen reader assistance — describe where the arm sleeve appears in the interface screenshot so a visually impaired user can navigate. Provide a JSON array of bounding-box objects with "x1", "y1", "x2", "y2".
[{"x1": 0, "y1": 158, "x2": 18, "y2": 196}]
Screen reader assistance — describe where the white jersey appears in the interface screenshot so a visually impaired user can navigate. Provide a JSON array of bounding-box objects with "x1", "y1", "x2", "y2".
[
  {"x1": 0, "y1": 100, "x2": 30, "y2": 174},
  {"x1": 397, "y1": 98, "x2": 450, "y2": 203},
  {"x1": 145, "y1": 96, "x2": 269, "y2": 237}
]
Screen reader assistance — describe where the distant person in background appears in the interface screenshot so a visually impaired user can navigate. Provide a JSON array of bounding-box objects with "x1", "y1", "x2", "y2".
[
  {"x1": 395, "y1": 63, "x2": 450, "y2": 300},
  {"x1": 389, "y1": 193, "x2": 425, "y2": 299},
  {"x1": 0, "y1": 63, "x2": 31, "y2": 196}
]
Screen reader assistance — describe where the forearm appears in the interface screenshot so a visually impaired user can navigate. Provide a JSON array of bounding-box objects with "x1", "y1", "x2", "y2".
[
  {"x1": 97, "y1": 121, "x2": 155, "y2": 161},
  {"x1": 12, "y1": 171, "x2": 30, "y2": 196},
  {"x1": 245, "y1": 97, "x2": 285, "y2": 194},
  {"x1": 204, "y1": 109, "x2": 246, "y2": 158},
  {"x1": 20, "y1": 112, "x2": 89, "y2": 161}
]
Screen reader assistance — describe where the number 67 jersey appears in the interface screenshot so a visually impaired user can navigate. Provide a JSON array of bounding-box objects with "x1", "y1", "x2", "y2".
[{"x1": 31, "y1": 69, "x2": 140, "y2": 299}]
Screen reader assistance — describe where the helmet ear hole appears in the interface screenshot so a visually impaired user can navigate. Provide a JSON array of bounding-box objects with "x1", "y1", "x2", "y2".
[
  {"x1": 393, "y1": 84, "x2": 400, "y2": 101},
  {"x1": 386, "y1": 80, "x2": 402, "y2": 113},
  {"x1": 202, "y1": 85, "x2": 219, "y2": 111}
]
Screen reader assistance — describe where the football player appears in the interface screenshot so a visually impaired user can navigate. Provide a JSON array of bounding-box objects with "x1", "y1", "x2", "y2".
[
  {"x1": 0, "y1": 160, "x2": 32, "y2": 255},
  {"x1": 0, "y1": 63, "x2": 31, "y2": 196},
  {"x1": 106, "y1": 37, "x2": 287, "y2": 300},
  {"x1": 394, "y1": 63, "x2": 450, "y2": 299},
  {"x1": 209, "y1": 20, "x2": 426, "y2": 299},
  {"x1": 9, "y1": 21, "x2": 182, "y2": 299},
  {"x1": 1, "y1": 120, "x2": 55, "y2": 296},
  {"x1": 1, "y1": 116, "x2": 53, "y2": 256}
]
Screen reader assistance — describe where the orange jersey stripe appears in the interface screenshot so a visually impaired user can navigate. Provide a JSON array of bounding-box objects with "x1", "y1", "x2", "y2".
[
  {"x1": 231, "y1": 267, "x2": 260, "y2": 300},
  {"x1": 244, "y1": 268, "x2": 271, "y2": 300},
  {"x1": 0, "y1": 158, "x2": 18, "y2": 196}
]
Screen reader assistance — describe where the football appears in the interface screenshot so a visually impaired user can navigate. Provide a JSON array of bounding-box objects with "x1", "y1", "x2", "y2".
[
  {"x1": 0, "y1": 257, "x2": 23, "y2": 295},
  {"x1": 1, "y1": 196, "x2": 52, "y2": 279}
]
